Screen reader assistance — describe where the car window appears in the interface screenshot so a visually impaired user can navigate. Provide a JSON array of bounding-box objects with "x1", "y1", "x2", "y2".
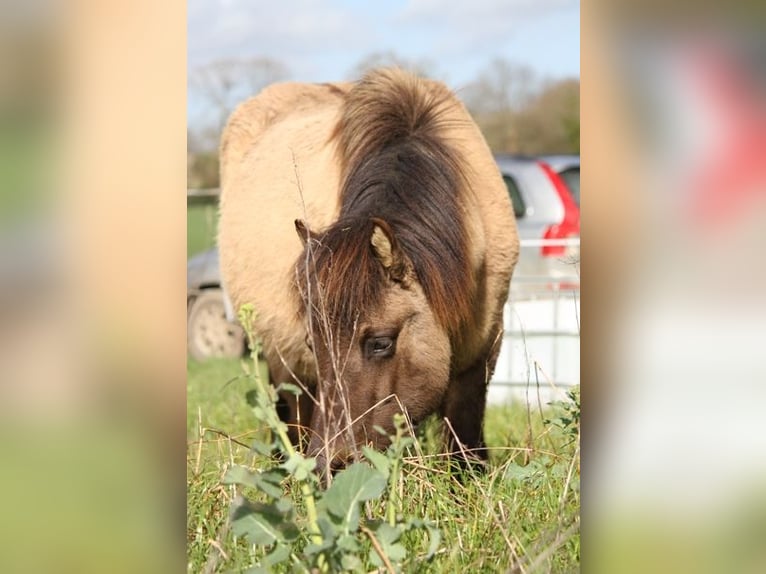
[
  {"x1": 559, "y1": 167, "x2": 580, "y2": 206},
  {"x1": 503, "y1": 175, "x2": 526, "y2": 218}
]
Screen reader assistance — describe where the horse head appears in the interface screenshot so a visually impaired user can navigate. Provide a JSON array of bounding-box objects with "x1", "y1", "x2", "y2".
[{"x1": 295, "y1": 217, "x2": 451, "y2": 473}]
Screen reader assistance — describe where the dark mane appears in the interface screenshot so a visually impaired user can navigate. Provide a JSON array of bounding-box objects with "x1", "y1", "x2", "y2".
[{"x1": 295, "y1": 69, "x2": 474, "y2": 340}]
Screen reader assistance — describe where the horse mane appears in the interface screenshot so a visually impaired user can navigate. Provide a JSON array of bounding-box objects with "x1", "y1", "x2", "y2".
[{"x1": 296, "y1": 68, "x2": 474, "y2": 341}]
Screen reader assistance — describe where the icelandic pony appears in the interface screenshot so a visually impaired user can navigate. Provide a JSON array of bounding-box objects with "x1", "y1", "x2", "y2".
[{"x1": 218, "y1": 69, "x2": 518, "y2": 473}]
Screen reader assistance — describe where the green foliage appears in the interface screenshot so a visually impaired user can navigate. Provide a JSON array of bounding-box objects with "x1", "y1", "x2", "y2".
[
  {"x1": 187, "y1": 203, "x2": 219, "y2": 257},
  {"x1": 224, "y1": 405, "x2": 440, "y2": 571},
  {"x1": 224, "y1": 416, "x2": 441, "y2": 572},
  {"x1": 187, "y1": 314, "x2": 580, "y2": 572},
  {"x1": 187, "y1": 150, "x2": 220, "y2": 189},
  {"x1": 465, "y1": 68, "x2": 580, "y2": 154},
  {"x1": 220, "y1": 307, "x2": 442, "y2": 572},
  {"x1": 0, "y1": 118, "x2": 52, "y2": 223},
  {"x1": 319, "y1": 463, "x2": 387, "y2": 532},
  {"x1": 545, "y1": 386, "x2": 581, "y2": 442}
]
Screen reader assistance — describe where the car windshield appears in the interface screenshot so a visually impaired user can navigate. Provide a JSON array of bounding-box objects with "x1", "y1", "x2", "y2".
[
  {"x1": 503, "y1": 174, "x2": 526, "y2": 218},
  {"x1": 559, "y1": 167, "x2": 580, "y2": 206}
]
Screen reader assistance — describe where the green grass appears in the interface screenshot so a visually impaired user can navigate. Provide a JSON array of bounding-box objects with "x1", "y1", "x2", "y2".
[
  {"x1": 187, "y1": 204, "x2": 219, "y2": 258},
  {"x1": 187, "y1": 358, "x2": 580, "y2": 572},
  {"x1": 0, "y1": 119, "x2": 52, "y2": 223}
]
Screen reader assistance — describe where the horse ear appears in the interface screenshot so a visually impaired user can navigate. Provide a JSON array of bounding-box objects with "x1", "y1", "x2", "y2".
[
  {"x1": 370, "y1": 219, "x2": 411, "y2": 283},
  {"x1": 294, "y1": 219, "x2": 315, "y2": 246},
  {"x1": 370, "y1": 224, "x2": 394, "y2": 268}
]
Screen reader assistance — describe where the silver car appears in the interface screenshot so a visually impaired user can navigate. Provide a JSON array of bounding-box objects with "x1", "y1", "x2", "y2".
[
  {"x1": 538, "y1": 154, "x2": 580, "y2": 206},
  {"x1": 496, "y1": 155, "x2": 580, "y2": 295},
  {"x1": 186, "y1": 248, "x2": 244, "y2": 361}
]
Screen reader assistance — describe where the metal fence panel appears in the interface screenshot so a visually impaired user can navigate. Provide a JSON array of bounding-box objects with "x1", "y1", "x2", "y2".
[{"x1": 489, "y1": 239, "x2": 580, "y2": 405}]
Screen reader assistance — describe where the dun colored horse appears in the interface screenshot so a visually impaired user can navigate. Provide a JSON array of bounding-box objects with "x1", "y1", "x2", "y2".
[{"x1": 219, "y1": 69, "x2": 518, "y2": 473}]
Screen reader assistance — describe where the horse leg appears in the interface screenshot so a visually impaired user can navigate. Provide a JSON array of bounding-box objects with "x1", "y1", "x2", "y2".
[{"x1": 442, "y1": 329, "x2": 503, "y2": 469}]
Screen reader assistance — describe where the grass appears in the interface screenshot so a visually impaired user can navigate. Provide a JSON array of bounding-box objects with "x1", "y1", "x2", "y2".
[
  {"x1": 188, "y1": 203, "x2": 219, "y2": 258},
  {"x1": 0, "y1": 118, "x2": 52, "y2": 224},
  {"x1": 187, "y1": 357, "x2": 580, "y2": 573}
]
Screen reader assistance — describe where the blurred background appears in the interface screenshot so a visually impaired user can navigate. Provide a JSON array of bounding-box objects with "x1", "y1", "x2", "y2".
[
  {"x1": 583, "y1": 3, "x2": 766, "y2": 572},
  {"x1": 0, "y1": 1, "x2": 185, "y2": 572},
  {"x1": 1, "y1": 0, "x2": 765, "y2": 572}
]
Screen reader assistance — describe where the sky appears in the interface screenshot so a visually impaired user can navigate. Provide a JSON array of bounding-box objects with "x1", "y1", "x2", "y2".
[{"x1": 188, "y1": 0, "x2": 580, "y2": 125}]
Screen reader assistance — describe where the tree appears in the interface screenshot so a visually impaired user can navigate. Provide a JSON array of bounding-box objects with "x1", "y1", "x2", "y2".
[
  {"x1": 188, "y1": 57, "x2": 289, "y2": 148},
  {"x1": 461, "y1": 59, "x2": 541, "y2": 152},
  {"x1": 514, "y1": 78, "x2": 580, "y2": 154},
  {"x1": 462, "y1": 59, "x2": 539, "y2": 116},
  {"x1": 187, "y1": 151, "x2": 219, "y2": 189},
  {"x1": 187, "y1": 57, "x2": 289, "y2": 187},
  {"x1": 461, "y1": 58, "x2": 579, "y2": 154}
]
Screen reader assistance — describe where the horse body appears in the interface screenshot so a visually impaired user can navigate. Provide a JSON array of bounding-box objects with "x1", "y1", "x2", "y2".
[
  {"x1": 219, "y1": 70, "x2": 518, "y2": 471},
  {"x1": 220, "y1": 82, "x2": 348, "y2": 380}
]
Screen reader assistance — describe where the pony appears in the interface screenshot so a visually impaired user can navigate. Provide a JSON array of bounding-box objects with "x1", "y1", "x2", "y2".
[{"x1": 218, "y1": 69, "x2": 518, "y2": 474}]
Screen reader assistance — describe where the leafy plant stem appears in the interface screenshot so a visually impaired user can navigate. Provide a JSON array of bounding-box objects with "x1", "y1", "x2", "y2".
[
  {"x1": 361, "y1": 525, "x2": 396, "y2": 574},
  {"x1": 239, "y1": 305, "x2": 327, "y2": 571},
  {"x1": 386, "y1": 421, "x2": 406, "y2": 527}
]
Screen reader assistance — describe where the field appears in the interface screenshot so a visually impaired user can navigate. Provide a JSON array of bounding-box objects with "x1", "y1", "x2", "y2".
[
  {"x1": 0, "y1": 119, "x2": 51, "y2": 224},
  {"x1": 188, "y1": 203, "x2": 219, "y2": 258},
  {"x1": 186, "y1": 356, "x2": 580, "y2": 573}
]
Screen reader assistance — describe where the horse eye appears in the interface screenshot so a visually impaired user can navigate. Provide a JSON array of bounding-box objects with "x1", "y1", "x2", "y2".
[{"x1": 364, "y1": 335, "x2": 396, "y2": 360}]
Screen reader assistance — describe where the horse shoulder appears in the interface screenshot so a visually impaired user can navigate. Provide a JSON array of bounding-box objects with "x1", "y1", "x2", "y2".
[{"x1": 435, "y1": 97, "x2": 518, "y2": 370}]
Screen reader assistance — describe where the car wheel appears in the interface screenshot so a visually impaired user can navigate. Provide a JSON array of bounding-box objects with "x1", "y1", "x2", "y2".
[{"x1": 187, "y1": 289, "x2": 245, "y2": 360}]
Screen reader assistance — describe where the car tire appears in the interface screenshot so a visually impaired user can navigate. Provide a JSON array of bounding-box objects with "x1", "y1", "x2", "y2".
[{"x1": 187, "y1": 289, "x2": 246, "y2": 361}]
